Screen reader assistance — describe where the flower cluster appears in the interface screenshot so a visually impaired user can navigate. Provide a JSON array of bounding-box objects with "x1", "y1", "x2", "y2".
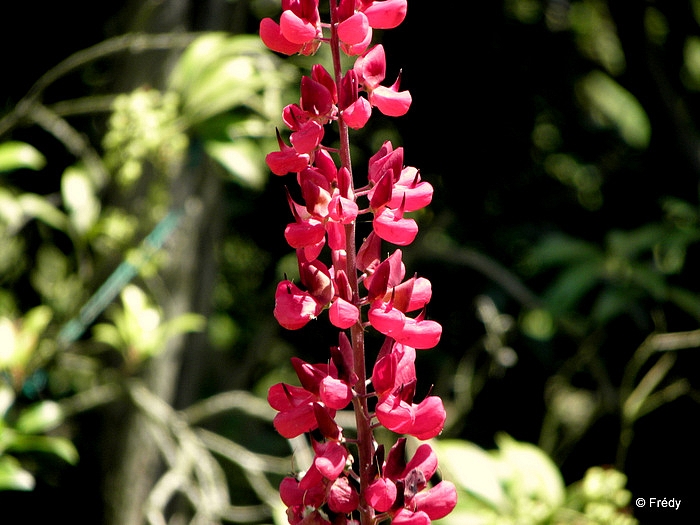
[{"x1": 261, "y1": 2, "x2": 457, "y2": 524}]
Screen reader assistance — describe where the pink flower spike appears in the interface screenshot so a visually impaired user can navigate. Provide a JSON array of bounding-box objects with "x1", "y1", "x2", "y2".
[{"x1": 362, "y1": 0, "x2": 408, "y2": 29}]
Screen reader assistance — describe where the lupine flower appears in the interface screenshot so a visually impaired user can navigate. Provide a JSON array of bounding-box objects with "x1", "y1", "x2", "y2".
[
  {"x1": 359, "y1": 0, "x2": 408, "y2": 29},
  {"x1": 260, "y1": 0, "x2": 323, "y2": 56},
  {"x1": 267, "y1": 356, "x2": 353, "y2": 437},
  {"x1": 261, "y1": 1, "x2": 456, "y2": 522},
  {"x1": 273, "y1": 280, "x2": 324, "y2": 330},
  {"x1": 266, "y1": 129, "x2": 310, "y2": 175},
  {"x1": 354, "y1": 44, "x2": 412, "y2": 116},
  {"x1": 366, "y1": 438, "x2": 457, "y2": 521},
  {"x1": 371, "y1": 342, "x2": 446, "y2": 438}
]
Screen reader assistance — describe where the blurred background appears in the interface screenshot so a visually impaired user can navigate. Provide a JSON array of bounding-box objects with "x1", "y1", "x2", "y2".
[{"x1": 1, "y1": 1, "x2": 699, "y2": 523}]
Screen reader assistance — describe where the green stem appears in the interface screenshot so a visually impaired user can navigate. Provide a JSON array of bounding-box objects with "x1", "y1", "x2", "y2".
[{"x1": 329, "y1": 3, "x2": 374, "y2": 524}]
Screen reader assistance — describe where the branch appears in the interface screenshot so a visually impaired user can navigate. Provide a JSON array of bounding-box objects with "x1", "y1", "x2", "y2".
[{"x1": 0, "y1": 32, "x2": 204, "y2": 138}]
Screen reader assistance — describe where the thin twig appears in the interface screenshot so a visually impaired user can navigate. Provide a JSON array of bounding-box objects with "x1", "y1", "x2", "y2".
[{"x1": 0, "y1": 32, "x2": 204, "y2": 137}]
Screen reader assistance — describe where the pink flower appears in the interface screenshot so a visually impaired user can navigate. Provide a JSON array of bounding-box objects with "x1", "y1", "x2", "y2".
[
  {"x1": 354, "y1": 44, "x2": 412, "y2": 117},
  {"x1": 371, "y1": 343, "x2": 446, "y2": 439},
  {"x1": 274, "y1": 280, "x2": 324, "y2": 330},
  {"x1": 359, "y1": 0, "x2": 408, "y2": 29},
  {"x1": 339, "y1": 70, "x2": 372, "y2": 129},
  {"x1": 367, "y1": 439, "x2": 457, "y2": 520},
  {"x1": 268, "y1": 356, "x2": 353, "y2": 437},
  {"x1": 259, "y1": 0, "x2": 322, "y2": 56},
  {"x1": 388, "y1": 166, "x2": 434, "y2": 212},
  {"x1": 372, "y1": 198, "x2": 419, "y2": 246},
  {"x1": 265, "y1": 129, "x2": 310, "y2": 175}
]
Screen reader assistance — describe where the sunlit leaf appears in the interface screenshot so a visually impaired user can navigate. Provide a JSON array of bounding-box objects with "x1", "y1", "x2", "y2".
[
  {"x1": 542, "y1": 260, "x2": 604, "y2": 313},
  {"x1": 9, "y1": 435, "x2": 79, "y2": 465},
  {"x1": 205, "y1": 139, "x2": 267, "y2": 190},
  {"x1": 522, "y1": 234, "x2": 602, "y2": 274},
  {"x1": 0, "y1": 456, "x2": 35, "y2": 491},
  {"x1": 495, "y1": 433, "x2": 565, "y2": 508},
  {"x1": 18, "y1": 194, "x2": 69, "y2": 232},
  {"x1": 15, "y1": 400, "x2": 65, "y2": 435},
  {"x1": 433, "y1": 439, "x2": 510, "y2": 513},
  {"x1": 0, "y1": 142, "x2": 46, "y2": 173},
  {"x1": 61, "y1": 164, "x2": 101, "y2": 236},
  {"x1": 578, "y1": 70, "x2": 651, "y2": 149},
  {"x1": 170, "y1": 34, "x2": 292, "y2": 125}
]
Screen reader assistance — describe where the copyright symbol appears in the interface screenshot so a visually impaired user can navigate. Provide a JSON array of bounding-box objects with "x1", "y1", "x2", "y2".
[{"x1": 635, "y1": 497, "x2": 645, "y2": 507}]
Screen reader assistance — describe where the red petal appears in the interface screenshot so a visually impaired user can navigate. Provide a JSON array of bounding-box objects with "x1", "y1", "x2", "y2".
[
  {"x1": 280, "y1": 10, "x2": 318, "y2": 44},
  {"x1": 413, "y1": 481, "x2": 458, "y2": 520},
  {"x1": 272, "y1": 403, "x2": 316, "y2": 438},
  {"x1": 366, "y1": 478, "x2": 397, "y2": 512},
  {"x1": 328, "y1": 476, "x2": 360, "y2": 513},
  {"x1": 259, "y1": 18, "x2": 303, "y2": 55},
  {"x1": 397, "y1": 317, "x2": 442, "y2": 349},
  {"x1": 409, "y1": 396, "x2": 446, "y2": 440},
  {"x1": 319, "y1": 375, "x2": 353, "y2": 409},
  {"x1": 329, "y1": 298, "x2": 360, "y2": 330},
  {"x1": 373, "y1": 208, "x2": 418, "y2": 246},
  {"x1": 370, "y1": 85, "x2": 412, "y2": 116},
  {"x1": 273, "y1": 280, "x2": 323, "y2": 330},
  {"x1": 338, "y1": 12, "x2": 370, "y2": 45}
]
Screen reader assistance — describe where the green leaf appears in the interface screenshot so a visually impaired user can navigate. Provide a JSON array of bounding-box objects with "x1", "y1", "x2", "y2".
[
  {"x1": 0, "y1": 455, "x2": 35, "y2": 491},
  {"x1": 18, "y1": 193, "x2": 69, "y2": 232},
  {"x1": 433, "y1": 439, "x2": 510, "y2": 513},
  {"x1": 578, "y1": 70, "x2": 651, "y2": 149},
  {"x1": 0, "y1": 142, "x2": 46, "y2": 173},
  {"x1": 170, "y1": 34, "x2": 294, "y2": 125},
  {"x1": 61, "y1": 164, "x2": 101, "y2": 236},
  {"x1": 15, "y1": 401, "x2": 65, "y2": 435},
  {"x1": 0, "y1": 383, "x2": 16, "y2": 419},
  {"x1": 8, "y1": 435, "x2": 79, "y2": 465},
  {"x1": 495, "y1": 433, "x2": 565, "y2": 508},
  {"x1": 543, "y1": 260, "x2": 604, "y2": 313},
  {"x1": 522, "y1": 234, "x2": 602, "y2": 274},
  {"x1": 205, "y1": 139, "x2": 267, "y2": 190}
]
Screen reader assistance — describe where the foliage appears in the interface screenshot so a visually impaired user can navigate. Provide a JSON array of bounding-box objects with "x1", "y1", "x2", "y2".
[
  {"x1": 0, "y1": 29, "x2": 299, "y2": 522},
  {"x1": 434, "y1": 435, "x2": 635, "y2": 525}
]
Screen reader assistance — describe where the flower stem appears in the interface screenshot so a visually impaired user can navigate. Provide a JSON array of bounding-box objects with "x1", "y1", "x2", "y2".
[{"x1": 330, "y1": 2, "x2": 374, "y2": 523}]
